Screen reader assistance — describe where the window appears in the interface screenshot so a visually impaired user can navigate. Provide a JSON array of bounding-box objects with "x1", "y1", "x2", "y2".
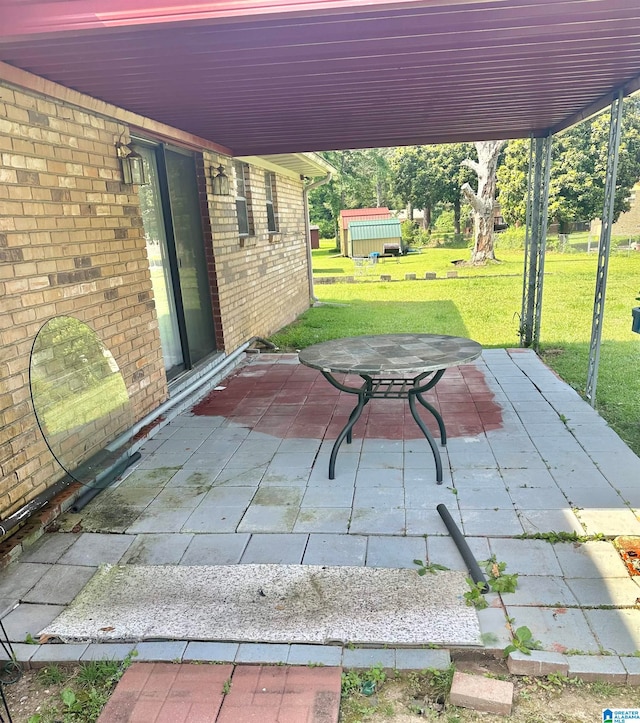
[
  {"x1": 265, "y1": 171, "x2": 278, "y2": 233},
  {"x1": 234, "y1": 161, "x2": 250, "y2": 236}
]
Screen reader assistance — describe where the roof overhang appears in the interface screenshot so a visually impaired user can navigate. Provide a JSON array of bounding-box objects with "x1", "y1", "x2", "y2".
[
  {"x1": 1, "y1": 1, "x2": 639, "y2": 154},
  {"x1": 237, "y1": 152, "x2": 335, "y2": 180}
]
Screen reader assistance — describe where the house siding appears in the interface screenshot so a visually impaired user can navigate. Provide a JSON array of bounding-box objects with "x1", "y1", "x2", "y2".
[{"x1": 0, "y1": 77, "x2": 310, "y2": 522}]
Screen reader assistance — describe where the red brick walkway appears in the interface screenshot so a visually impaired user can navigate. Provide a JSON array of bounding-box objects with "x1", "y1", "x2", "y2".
[{"x1": 98, "y1": 663, "x2": 342, "y2": 723}]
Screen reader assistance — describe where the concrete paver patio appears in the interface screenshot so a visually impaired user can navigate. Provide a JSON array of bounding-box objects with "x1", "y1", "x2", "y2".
[{"x1": 1, "y1": 348, "x2": 640, "y2": 719}]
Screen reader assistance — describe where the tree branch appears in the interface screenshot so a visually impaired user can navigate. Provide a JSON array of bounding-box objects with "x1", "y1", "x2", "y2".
[
  {"x1": 461, "y1": 158, "x2": 480, "y2": 175},
  {"x1": 461, "y1": 182, "x2": 483, "y2": 213}
]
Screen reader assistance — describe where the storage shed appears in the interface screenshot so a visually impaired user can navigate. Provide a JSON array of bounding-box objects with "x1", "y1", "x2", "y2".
[
  {"x1": 348, "y1": 219, "x2": 404, "y2": 257},
  {"x1": 339, "y1": 208, "x2": 391, "y2": 255}
]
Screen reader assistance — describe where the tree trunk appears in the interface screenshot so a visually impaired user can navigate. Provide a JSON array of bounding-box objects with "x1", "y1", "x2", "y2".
[
  {"x1": 461, "y1": 140, "x2": 506, "y2": 264},
  {"x1": 453, "y1": 197, "x2": 461, "y2": 235},
  {"x1": 423, "y1": 204, "x2": 432, "y2": 229}
]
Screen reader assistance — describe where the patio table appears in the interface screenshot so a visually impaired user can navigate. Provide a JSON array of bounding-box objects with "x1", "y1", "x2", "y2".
[{"x1": 298, "y1": 333, "x2": 482, "y2": 483}]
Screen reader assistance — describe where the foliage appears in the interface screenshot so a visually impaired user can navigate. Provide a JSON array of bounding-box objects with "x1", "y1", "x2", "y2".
[
  {"x1": 340, "y1": 665, "x2": 391, "y2": 722},
  {"x1": 433, "y1": 208, "x2": 455, "y2": 233},
  {"x1": 481, "y1": 557, "x2": 519, "y2": 593},
  {"x1": 413, "y1": 559, "x2": 450, "y2": 575},
  {"x1": 37, "y1": 666, "x2": 67, "y2": 685},
  {"x1": 463, "y1": 578, "x2": 489, "y2": 609},
  {"x1": 515, "y1": 531, "x2": 605, "y2": 543},
  {"x1": 494, "y1": 225, "x2": 527, "y2": 249},
  {"x1": 390, "y1": 144, "x2": 475, "y2": 232},
  {"x1": 27, "y1": 653, "x2": 137, "y2": 723},
  {"x1": 497, "y1": 97, "x2": 640, "y2": 228},
  {"x1": 308, "y1": 149, "x2": 398, "y2": 241},
  {"x1": 504, "y1": 625, "x2": 543, "y2": 657}
]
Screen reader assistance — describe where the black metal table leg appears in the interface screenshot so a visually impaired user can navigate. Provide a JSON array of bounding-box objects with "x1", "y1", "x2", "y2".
[
  {"x1": 408, "y1": 392, "x2": 443, "y2": 483},
  {"x1": 319, "y1": 368, "x2": 450, "y2": 482},
  {"x1": 329, "y1": 393, "x2": 367, "y2": 479}
]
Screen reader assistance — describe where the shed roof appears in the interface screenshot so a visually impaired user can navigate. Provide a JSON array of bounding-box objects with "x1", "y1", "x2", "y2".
[
  {"x1": 340, "y1": 208, "x2": 391, "y2": 229},
  {"x1": 1, "y1": 1, "x2": 639, "y2": 154},
  {"x1": 349, "y1": 219, "x2": 402, "y2": 241}
]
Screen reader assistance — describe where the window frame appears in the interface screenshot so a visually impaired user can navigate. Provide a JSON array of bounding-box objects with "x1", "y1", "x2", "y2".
[
  {"x1": 265, "y1": 171, "x2": 278, "y2": 234},
  {"x1": 234, "y1": 161, "x2": 250, "y2": 237}
]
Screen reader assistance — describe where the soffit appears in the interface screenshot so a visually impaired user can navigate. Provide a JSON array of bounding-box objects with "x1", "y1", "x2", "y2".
[{"x1": 0, "y1": 1, "x2": 639, "y2": 154}]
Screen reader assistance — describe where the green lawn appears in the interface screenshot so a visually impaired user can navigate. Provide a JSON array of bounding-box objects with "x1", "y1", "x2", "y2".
[{"x1": 271, "y1": 239, "x2": 640, "y2": 455}]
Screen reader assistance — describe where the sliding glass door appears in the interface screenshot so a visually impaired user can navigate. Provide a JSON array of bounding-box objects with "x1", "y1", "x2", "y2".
[{"x1": 137, "y1": 143, "x2": 217, "y2": 380}]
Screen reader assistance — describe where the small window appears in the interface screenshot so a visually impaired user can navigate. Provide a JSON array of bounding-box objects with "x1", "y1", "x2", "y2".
[
  {"x1": 265, "y1": 171, "x2": 278, "y2": 233},
  {"x1": 234, "y1": 161, "x2": 250, "y2": 237}
]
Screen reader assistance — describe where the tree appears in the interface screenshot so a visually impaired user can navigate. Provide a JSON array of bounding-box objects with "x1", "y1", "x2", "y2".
[
  {"x1": 497, "y1": 97, "x2": 640, "y2": 229},
  {"x1": 308, "y1": 149, "x2": 398, "y2": 240},
  {"x1": 390, "y1": 146, "x2": 437, "y2": 227},
  {"x1": 430, "y1": 143, "x2": 475, "y2": 234},
  {"x1": 461, "y1": 140, "x2": 506, "y2": 264}
]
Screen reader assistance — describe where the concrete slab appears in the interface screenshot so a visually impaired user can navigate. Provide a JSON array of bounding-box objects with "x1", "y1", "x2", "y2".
[
  {"x1": 302, "y1": 534, "x2": 367, "y2": 566},
  {"x1": 3, "y1": 603, "x2": 66, "y2": 643},
  {"x1": 553, "y1": 541, "x2": 630, "y2": 578},
  {"x1": 567, "y1": 654, "x2": 628, "y2": 682},
  {"x1": 180, "y1": 534, "x2": 250, "y2": 565},
  {"x1": 121, "y1": 534, "x2": 194, "y2": 565},
  {"x1": 240, "y1": 534, "x2": 308, "y2": 564},
  {"x1": 566, "y1": 577, "x2": 640, "y2": 607},
  {"x1": 503, "y1": 605, "x2": 600, "y2": 654},
  {"x1": 5, "y1": 350, "x2": 640, "y2": 679},
  {"x1": 59, "y1": 533, "x2": 135, "y2": 566},
  {"x1": 487, "y1": 539, "x2": 564, "y2": 576},
  {"x1": 41, "y1": 564, "x2": 482, "y2": 647},
  {"x1": 22, "y1": 565, "x2": 96, "y2": 605},
  {"x1": 183, "y1": 641, "x2": 239, "y2": 662},
  {"x1": 19, "y1": 533, "x2": 77, "y2": 563},
  {"x1": 583, "y1": 609, "x2": 640, "y2": 655},
  {"x1": 0, "y1": 563, "x2": 49, "y2": 601},
  {"x1": 287, "y1": 644, "x2": 342, "y2": 666},
  {"x1": 293, "y1": 508, "x2": 352, "y2": 533}
]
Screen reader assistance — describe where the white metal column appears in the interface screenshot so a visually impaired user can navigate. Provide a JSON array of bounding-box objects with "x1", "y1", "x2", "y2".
[
  {"x1": 585, "y1": 90, "x2": 625, "y2": 405},
  {"x1": 520, "y1": 134, "x2": 552, "y2": 349}
]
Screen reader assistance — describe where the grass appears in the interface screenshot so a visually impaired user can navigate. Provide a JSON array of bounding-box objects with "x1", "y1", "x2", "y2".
[
  {"x1": 270, "y1": 238, "x2": 640, "y2": 455},
  {"x1": 27, "y1": 656, "x2": 135, "y2": 723}
]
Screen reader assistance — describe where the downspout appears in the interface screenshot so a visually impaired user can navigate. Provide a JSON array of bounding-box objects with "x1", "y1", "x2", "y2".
[
  {"x1": 1, "y1": 337, "x2": 271, "y2": 534},
  {"x1": 303, "y1": 172, "x2": 332, "y2": 304}
]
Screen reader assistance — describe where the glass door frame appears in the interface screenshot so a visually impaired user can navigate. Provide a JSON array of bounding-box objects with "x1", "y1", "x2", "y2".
[{"x1": 134, "y1": 137, "x2": 215, "y2": 375}]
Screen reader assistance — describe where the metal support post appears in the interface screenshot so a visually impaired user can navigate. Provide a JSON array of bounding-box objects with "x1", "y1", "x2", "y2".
[
  {"x1": 520, "y1": 134, "x2": 552, "y2": 348},
  {"x1": 586, "y1": 90, "x2": 624, "y2": 405}
]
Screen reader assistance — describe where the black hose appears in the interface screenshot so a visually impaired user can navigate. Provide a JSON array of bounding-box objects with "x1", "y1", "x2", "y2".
[
  {"x1": 437, "y1": 503, "x2": 489, "y2": 593},
  {"x1": 0, "y1": 473, "x2": 75, "y2": 537}
]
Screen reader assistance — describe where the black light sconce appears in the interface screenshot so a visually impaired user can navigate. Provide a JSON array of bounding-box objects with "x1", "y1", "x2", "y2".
[
  {"x1": 211, "y1": 164, "x2": 230, "y2": 195},
  {"x1": 115, "y1": 141, "x2": 149, "y2": 185}
]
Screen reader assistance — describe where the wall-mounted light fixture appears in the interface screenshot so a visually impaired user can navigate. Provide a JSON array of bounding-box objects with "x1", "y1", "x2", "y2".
[
  {"x1": 115, "y1": 141, "x2": 149, "y2": 185},
  {"x1": 211, "y1": 164, "x2": 230, "y2": 195}
]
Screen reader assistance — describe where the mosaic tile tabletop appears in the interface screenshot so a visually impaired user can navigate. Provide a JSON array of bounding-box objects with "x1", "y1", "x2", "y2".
[{"x1": 298, "y1": 334, "x2": 482, "y2": 376}]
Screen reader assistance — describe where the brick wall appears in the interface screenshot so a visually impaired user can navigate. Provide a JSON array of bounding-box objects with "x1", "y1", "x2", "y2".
[
  {"x1": 0, "y1": 81, "x2": 167, "y2": 519},
  {"x1": 0, "y1": 74, "x2": 313, "y2": 524},
  {"x1": 205, "y1": 153, "x2": 310, "y2": 351}
]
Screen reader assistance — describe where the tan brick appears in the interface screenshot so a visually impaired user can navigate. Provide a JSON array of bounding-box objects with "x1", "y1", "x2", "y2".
[
  {"x1": 449, "y1": 672, "x2": 513, "y2": 716},
  {"x1": 0, "y1": 168, "x2": 18, "y2": 184},
  {"x1": 5, "y1": 278, "x2": 29, "y2": 295}
]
